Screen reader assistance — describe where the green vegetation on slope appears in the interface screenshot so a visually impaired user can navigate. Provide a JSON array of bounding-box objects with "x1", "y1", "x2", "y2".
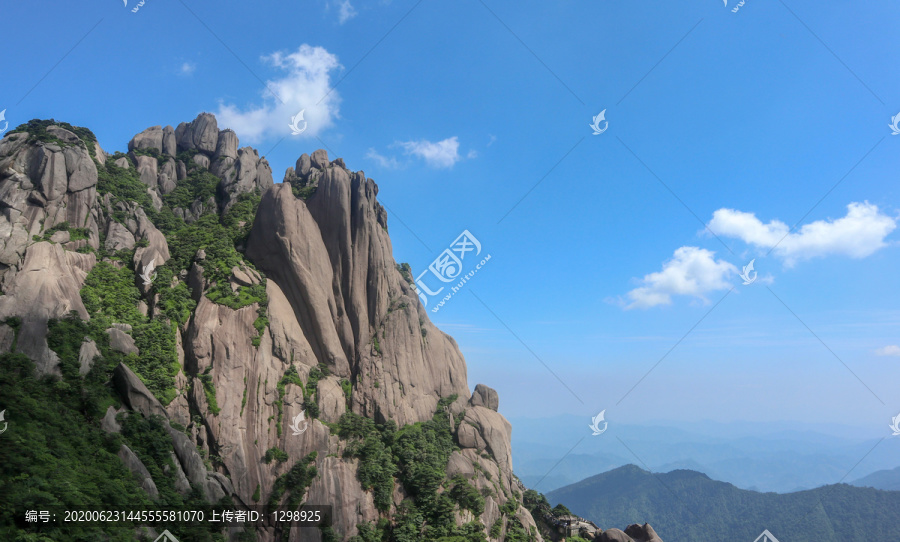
[
  {"x1": 164, "y1": 212, "x2": 267, "y2": 311},
  {"x1": 96, "y1": 154, "x2": 159, "y2": 224},
  {"x1": 79, "y1": 261, "x2": 180, "y2": 405},
  {"x1": 339, "y1": 394, "x2": 511, "y2": 542},
  {"x1": 163, "y1": 169, "x2": 219, "y2": 210},
  {"x1": 8, "y1": 118, "x2": 98, "y2": 156},
  {"x1": 0, "y1": 352, "x2": 234, "y2": 541},
  {"x1": 267, "y1": 452, "x2": 318, "y2": 509},
  {"x1": 0, "y1": 352, "x2": 150, "y2": 540}
]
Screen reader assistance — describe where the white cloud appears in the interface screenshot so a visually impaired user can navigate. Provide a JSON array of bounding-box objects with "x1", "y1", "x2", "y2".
[
  {"x1": 622, "y1": 247, "x2": 737, "y2": 309},
  {"x1": 179, "y1": 62, "x2": 196, "y2": 76},
  {"x1": 397, "y1": 137, "x2": 461, "y2": 168},
  {"x1": 337, "y1": 0, "x2": 357, "y2": 23},
  {"x1": 875, "y1": 345, "x2": 900, "y2": 357},
  {"x1": 215, "y1": 45, "x2": 342, "y2": 143},
  {"x1": 365, "y1": 148, "x2": 400, "y2": 169},
  {"x1": 707, "y1": 202, "x2": 896, "y2": 267}
]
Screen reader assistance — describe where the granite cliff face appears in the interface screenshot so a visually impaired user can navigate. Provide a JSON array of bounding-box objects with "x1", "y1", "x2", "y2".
[{"x1": 0, "y1": 115, "x2": 658, "y2": 542}]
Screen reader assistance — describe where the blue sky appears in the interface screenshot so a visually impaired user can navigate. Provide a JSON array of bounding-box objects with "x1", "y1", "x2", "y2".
[{"x1": 3, "y1": 1, "x2": 899, "y2": 435}]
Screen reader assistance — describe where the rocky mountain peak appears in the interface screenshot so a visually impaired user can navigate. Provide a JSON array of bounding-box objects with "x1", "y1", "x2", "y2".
[{"x1": 0, "y1": 114, "x2": 660, "y2": 541}]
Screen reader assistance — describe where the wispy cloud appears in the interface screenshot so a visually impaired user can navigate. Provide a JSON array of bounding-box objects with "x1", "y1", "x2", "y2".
[
  {"x1": 707, "y1": 202, "x2": 896, "y2": 267},
  {"x1": 397, "y1": 137, "x2": 462, "y2": 168},
  {"x1": 367, "y1": 136, "x2": 476, "y2": 169},
  {"x1": 875, "y1": 345, "x2": 900, "y2": 357},
  {"x1": 179, "y1": 62, "x2": 196, "y2": 76},
  {"x1": 215, "y1": 44, "x2": 342, "y2": 143},
  {"x1": 365, "y1": 148, "x2": 400, "y2": 169},
  {"x1": 619, "y1": 247, "x2": 737, "y2": 310},
  {"x1": 337, "y1": 0, "x2": 357, "y2": 24}
]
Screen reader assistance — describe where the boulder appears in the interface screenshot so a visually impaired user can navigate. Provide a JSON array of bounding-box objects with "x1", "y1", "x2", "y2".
[
  {"x1": 230, "y1": 265, "x2": 255, "y2": 287},
  {"x1": 296, "y1": 153, "x2": 311, "y2": 176},
  {"x1": 214, "y1": 129, "x2": 238, "y2": 160},
  {"x1": 129, "y1": 126, "x2": 164, "y2": 153},
  {"x1": 112, "y1": 363, "x2": 168, "y2": 419},
  {"x1": 94, "y1": 139, "x2": 108, "y2": 165},
  {"x1": 107, "y1": 327, "x2": 138, "y2": 355},
  {"x1": 166, "y1": 425, "x2": 229, "y2": 502},
  {"x1": 157, "y1": 159, "x2": 177, "y2": 194},
  {"x1": 217, "y1": 147, "x2": 274, "y2": 210},
  {"x1": 625, "y1": 523, "x2": 663, "y2": 542},
  {"x1": 147, "y1": 187, "x2": 163, "y2": 212},
  {"x1": 192, "y1": 154, "x2": 210, "y2": 170},
  {"x1": 161, "y1": 125, "x2": 177, "y2": 157},
  {"x1": 117, "y1": 444, "x2": 159, "y2": 499},
  {"x1": 133, "y1": 155, "x2": 158, "y2": 187},
  {"x1": 105, "y1": 221, "x2": 135, "y2": 251},
  {"x1": 187, "y1": 262, "x2": 206, "y2": 301},
  {"x1": 30, "y1": 145, "x2": 68, "y2": 200},
  {"x1": 101, "y1": 405, "x2": 123, "y2": 433},
  {"x1": 470, "y1": 383, "x2": 499, "y2": 411},
  {"x1": 49, "y1": 230, "x2": 70, "y2": 244},
  {"x1": 600, "y1": 530, "x2": 634, "y2": 542},
  {"x1": 46, "y1": 125, "x2": 81, "y2": 145},
  {"x1": 310, "y1": 149, "x2": 329, "y2": 169},
  {"x1": 169, "y1": 452, "x2": 192, "y2": 494},
  {"x1": 63, "y1": 144, "x2": 98, "y2": 192},
  {"x1": 78, "y1": 338, "x2": 100, "y2": 376},
  {"x1": 176, "y1": 113, "x2": 219, "y2": 155},
  {"x1": 456, "y1": 406, "x2": 514, "y2": 477}
]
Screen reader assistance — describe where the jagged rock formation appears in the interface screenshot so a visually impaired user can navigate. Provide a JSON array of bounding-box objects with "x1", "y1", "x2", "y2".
[{"x1": 0, "y1": 115, "x2": 661, "y2": 542}]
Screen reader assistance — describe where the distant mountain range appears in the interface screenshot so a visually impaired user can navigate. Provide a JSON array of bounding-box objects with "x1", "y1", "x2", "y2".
[
  {"x1": 511, "y1": 416, "x2": 900, "y2": 493},
  {"x1": 547, "y1": 464, "x2": 900, "y2": 542},
  {"x1": 850, "y1": 466, "x2": 900, "y2": 491}
]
